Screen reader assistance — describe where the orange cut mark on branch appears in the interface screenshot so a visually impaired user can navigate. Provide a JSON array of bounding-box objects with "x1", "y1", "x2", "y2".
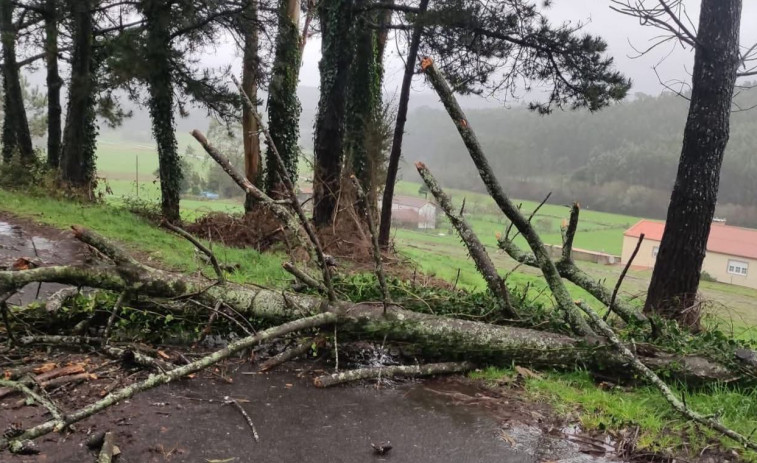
[{"x1": 420, "y1": 57, "x2": 433, "y2": 71}]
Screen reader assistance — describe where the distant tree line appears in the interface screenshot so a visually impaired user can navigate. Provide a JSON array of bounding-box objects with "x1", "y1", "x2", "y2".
[{"x1": 401, "y1": 84, "x2": 757, "y2": 226}]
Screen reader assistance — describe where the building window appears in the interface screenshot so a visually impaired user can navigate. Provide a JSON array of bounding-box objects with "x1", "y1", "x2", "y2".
[
  {"x1": 727, "y1": 260, "x2": 748, "y2": 276},
  {"x1": 652, "y1": 246, "x2": 659, "y2": 257}
]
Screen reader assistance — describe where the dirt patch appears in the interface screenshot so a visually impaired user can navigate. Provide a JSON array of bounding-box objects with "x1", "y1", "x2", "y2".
[{"x1": 185, "y1": 207, "x2": 286, "y2": 253}]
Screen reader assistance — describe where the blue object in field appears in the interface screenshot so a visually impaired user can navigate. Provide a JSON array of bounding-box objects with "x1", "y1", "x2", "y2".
[{"x1": 201, "y1": 191, "x2": 219, "y2": 200}]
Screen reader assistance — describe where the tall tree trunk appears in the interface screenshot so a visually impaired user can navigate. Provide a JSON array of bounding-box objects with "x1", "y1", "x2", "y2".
[
  {"x1": 60, "y1": 0, "x2": 97, "y2": 189},
  {"x1": 143, "y1": 0, "x2": 181, "y2": 223},
  {"x1": 644, "y1": 0, "x2": 742, "y2": 328},
  {"x1": 44, "y1": 0, "x2": 62, "y2": 168},
  {"x1": 377, "y1": 0, "x2": 428, "y2": 247},
  {"x1": 242, "y1": 0, "x2": 262, "y2": 212},
  {"x1": 265, "y1": 0, "x2": 301, "y2": 199},
  {"x1": 344, "y1": 1, "x2": 380, "y2": 203},
  {"x1": 0, "y1": 0, "x2": 34, "y2": 162},
  {"x1": 312, "y1": 0, "x2": 354, "y2": 226}
]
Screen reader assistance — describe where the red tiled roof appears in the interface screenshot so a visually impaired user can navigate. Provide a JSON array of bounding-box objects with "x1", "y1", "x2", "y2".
[{"x1": 624, "y1": 219, "x2": 757, "y2": 259}]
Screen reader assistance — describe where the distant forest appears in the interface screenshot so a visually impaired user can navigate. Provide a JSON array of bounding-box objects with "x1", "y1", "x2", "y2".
[
  {"x1": 399, "y1": 84, "x2": 757, "y2": 226},
  {"x1": 109, "y1": 84, "x2": 757, "y2": 226}
]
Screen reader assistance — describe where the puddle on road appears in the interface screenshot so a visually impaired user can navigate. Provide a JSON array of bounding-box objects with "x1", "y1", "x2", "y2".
[
  {"x1": 0, "y1": 221, "x2": 55, "y2": 254},
  {"x1": 0, "y1": 221, "x2": 23, "y2": 237}
]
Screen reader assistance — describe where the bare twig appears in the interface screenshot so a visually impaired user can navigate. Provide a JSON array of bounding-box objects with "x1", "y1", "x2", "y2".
[
  {"x1": 103, "y1": 292, "x2": 126, "y2": 343},
  {"x1": 232, "y1": 74, "x2": 337, "y2": 303},
  {"x1": 259, "y1": 337, "x2": 321, "y2": 371},
  {"x1": 0, "y1": 379, "x2": 63, "y2": 422},
  {"x1": 416, "y1": 162, "x2": 517, "y2": 319},
  {"x1": 350, "y1": 176, "x2": 391, "y2": 313},
  {"x1": 313, "y1": 362, "x2": 475, "y2": 388},
  {"x1": 282, "y1": 262, "x2": 327, "y2": 293},
  {"x1": 224, "y1": 397, "x2": 259, "y2": 442},
  {"x1": 605, "y1": 233, "x2": 645, "y2": 322},
  {"x1": 190, "y1": 130, "x2": 304, "y2": 248},
  {"x1": 161, "y1": 221, "x2": 225, "y2": 284}
]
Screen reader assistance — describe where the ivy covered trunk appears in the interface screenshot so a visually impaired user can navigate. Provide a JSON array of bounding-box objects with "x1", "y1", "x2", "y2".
[
  {"x1": 644, "y1": 0, "x2": 742, "y2": 328},
  {"x1": 44, "y1": 0, "x2": 62, "y2": 168},
  {"x1": 60, "y1": 0, "x2": 98, "y2": 189},
  {"x1": 143, "y1": 0, "x2": 181, "y2": 223},
  {"x1": 344, "y1": 0, "x2": 382, "y2": 214},
  {"x1": 242, "y1": 0, "x2": 262, "y2": 211},
  {"x1": 265, "y1": 0, "x2": 301, "y2": 198},
  {"x1": 0, "y1": 0, "x2": 34, "y2": 163},
  {"x1": 377, "y1": 0, "x2": 429, "y2": 247},
  {"x1": 312, "y1": 0, "x2": 354, "y2": 226}
]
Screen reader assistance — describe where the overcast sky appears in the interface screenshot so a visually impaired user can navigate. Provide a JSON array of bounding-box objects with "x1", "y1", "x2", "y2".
[{"x1": 202, "y1": 0, "x2": 757, "y2": 106}]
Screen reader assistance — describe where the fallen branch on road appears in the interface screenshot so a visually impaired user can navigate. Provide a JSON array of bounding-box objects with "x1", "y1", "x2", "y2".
[{"x1": 313, "y1": 362, "x2": 476, "y2": 388}]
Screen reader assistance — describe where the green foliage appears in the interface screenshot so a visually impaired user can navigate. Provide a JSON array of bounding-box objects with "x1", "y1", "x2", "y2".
[
  {"x1": 344, "y1": 4, "x2": 383, "y2": 191},
  {"x1": 325, "y1": 272, "x2": 568, "y2": 332}
]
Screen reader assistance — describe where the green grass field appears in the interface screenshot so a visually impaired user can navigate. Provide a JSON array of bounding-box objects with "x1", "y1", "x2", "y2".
[{"x1": 91, "y1": 138, "x2": 757, "y2": 334}]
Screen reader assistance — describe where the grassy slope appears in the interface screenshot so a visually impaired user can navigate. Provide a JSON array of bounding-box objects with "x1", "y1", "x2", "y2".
[{"x1": 0, "y1": 190, "x2": 287, "y2": 287}]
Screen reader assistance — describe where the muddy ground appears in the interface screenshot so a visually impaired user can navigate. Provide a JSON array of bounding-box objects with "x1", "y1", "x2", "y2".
[{"x1": 0, "y1": 214, "x2": 641, "y2": 462}]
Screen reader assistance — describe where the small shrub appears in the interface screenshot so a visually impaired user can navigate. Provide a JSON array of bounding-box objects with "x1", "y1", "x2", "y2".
[{"x1": 700, "y1": 271, "x2": 717, "y2": 282}]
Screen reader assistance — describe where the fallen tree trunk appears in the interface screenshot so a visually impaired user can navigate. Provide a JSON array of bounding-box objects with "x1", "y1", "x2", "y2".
[{"x1": 0, "y1": 229, "x2": 745, "y2": 385}]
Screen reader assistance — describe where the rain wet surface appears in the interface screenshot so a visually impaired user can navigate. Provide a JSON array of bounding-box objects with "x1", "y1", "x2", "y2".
[
  {"x1": 0, "y1": 216, "x2": 89, "y2": 305},
  {"x1": 0, "y1": 215, "x2": 625, "y2": 463},
  {"x1": 1, "y1": 367, "x2": 624, "y2": 463}
]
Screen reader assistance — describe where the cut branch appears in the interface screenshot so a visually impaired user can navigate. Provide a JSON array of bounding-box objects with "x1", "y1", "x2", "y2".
[
  {"x1": 350, "y1": 176, "x2": 391, "y2": 313},
  {"x1": 420, "y1": 57, "x2": 593, "y2": 336},
  {"x1": 282, "y1": 262, "x2": 327, "y2": 293},
  {"x1": 416, "y1": 162, "x2": 518, "y2": 320},
  {"x1": 190, "y1": 129, "x2": 303, "y2": 247},
  {"x1": 606, "y1": 233, "x2": 644, "y2": 321},
  {"x1": 161, "y1": 221, "x2": 225, "y2": 284},
  {"x1": 232, "y1": 74, "x2": 336, "y2": 302},
  {"x1": 259, "y1": 337, "x2": 321, "y2": 371},
  {"x1": 313, "y1": 362, "x2": 475, "y2": 387},
  {"x1": 561, "y1": 202, "x2": 580, "y2": 262}
]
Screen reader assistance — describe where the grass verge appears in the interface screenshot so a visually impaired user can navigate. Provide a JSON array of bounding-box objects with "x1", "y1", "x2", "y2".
[
  {"x1": 471, "y1": 367, "x2": 757, "y2": 461},
  {"x1": 0, "y1": 190, "x2": 288, "y2": 287}
]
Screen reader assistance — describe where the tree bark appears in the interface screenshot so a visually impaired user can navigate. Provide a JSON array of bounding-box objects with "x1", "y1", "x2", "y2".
[
  {"x1": 377, "y1": 0, "x2": 429, "y2": 247},
  {"x1": 143, "y1": 0, "x2": 181, "y2": 223},
  {"x1": 312, "y1": 0, "x2": 354, "y2": 226},
  {"x1": 265, "y1": 0, "x2": 301, "y2": 199},
  {"x1": 60, "y1": 0, "x2": 97, "y2": 189},
  {"x1": 344, "y1": 0, "x2": 381, "y2": 199},
  {"x1": 241, "y1": 0, "x2": 262, "y2": 211},
  {"x1": 0, "y1": 0, "x2": 34, "y2": 163},
  {"x1": 417, "y1": 162, "x2": 517, "y2": 319},
  {"x1": 644, "y1": 0, "x2": 742, "y2": 328},
  {"x1": 0, "y1": 231, "x2": 744, "y2": 385},
  {"x1": 420, "y1": 58, "x2": 594, "y2": 336},
  {"x1": 44, "y1": 0, "x2": 62, "y2": 168}
]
